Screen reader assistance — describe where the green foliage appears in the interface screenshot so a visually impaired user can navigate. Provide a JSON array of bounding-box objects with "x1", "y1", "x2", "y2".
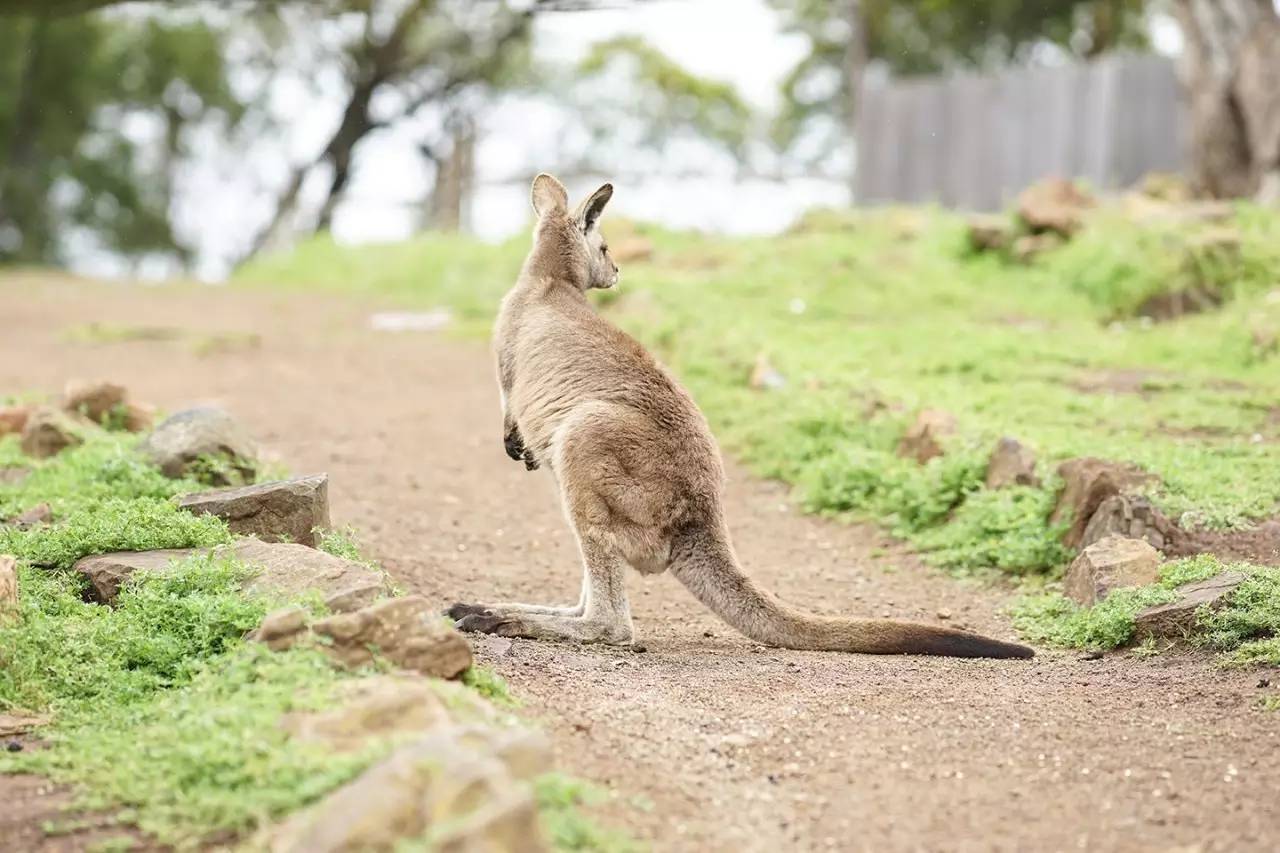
[
  {"x1": 0, "y1": 13, "x2": 243, "y2": 264},
  {"x1": 578, "y1": 36, "x2": 754, "y2": 158},
  {"x1": 460, "y1": 665, "x2": 514, "y2": 707},
  {"x1": 535, "y1": 774, "x2": 643, "y2": 853},
  {"x1": 1199, "y1": 567, "x2": 1280, "y2": 665},
  {"x1": 1011, "y1": 556, "x2": 1279, "y2": 662}
]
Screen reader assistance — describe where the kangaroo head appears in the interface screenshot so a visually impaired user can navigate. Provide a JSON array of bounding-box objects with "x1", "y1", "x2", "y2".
[{"x1": 530, "y1": 173, "x2": 618, "y2": 290}]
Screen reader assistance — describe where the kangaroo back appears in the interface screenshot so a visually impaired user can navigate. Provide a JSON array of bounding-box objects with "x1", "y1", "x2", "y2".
[{"x1": 669, "y1": 526, "x2": 1034, "y2": 659}]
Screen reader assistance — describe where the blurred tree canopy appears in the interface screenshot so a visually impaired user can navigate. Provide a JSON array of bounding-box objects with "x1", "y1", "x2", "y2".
[
  {"x1": 0, "y1": 15, "x2": 243, "y2": 265},
  {"x1": 772, "y1": 0, "x2": 1149, "y2": 158}
]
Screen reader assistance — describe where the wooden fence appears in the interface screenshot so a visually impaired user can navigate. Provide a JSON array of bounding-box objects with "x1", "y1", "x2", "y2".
[{"x1": 854, "y1": 54, "x2": 1189, "y2": 210}]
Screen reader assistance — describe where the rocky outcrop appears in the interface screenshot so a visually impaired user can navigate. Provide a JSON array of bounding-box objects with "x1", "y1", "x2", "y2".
[
  {"x1": 1049, "y1": 458, "x2": 1154, "y2": 549},
  {"x1": 251, "y1": 596, "x2": 473, "y2": 680},
  {"x1": 1134, "y1": 572, "x2": 1245, "y2": 640},
  {"x1": 1080, "y1": 494, "x2": 1181, "y2": 551},
  {"x1": 20, "y1": 407, "x2": 83, "y2": 458},
  {"x1": 897, "y1": 409, "x2": 956, "y2": 464},
  {"x1": 142, "y1": 406, "x2": 257, "y2": 484},
  {"x1": 73, "y1": 539, "x2": 391, "y2": 605},
  {"x1": 263, "y1": 723, "x2": 550, "y2": 853},
  {"x1": 0, "y1": 405, "x2": 31, "y2": 437},
  {"x1": 176, "y1": 475, "x2": 330, "y2": 547},
  {"x1": 1062, "y1": 536, "x2": 1161, "y2": 606},
  {"x1": 984, "y1": 437, "x2": 1039, "y2": 489},
  {"x1": 1016, "y1": 177, "x2": 1095, "y2": 236}
]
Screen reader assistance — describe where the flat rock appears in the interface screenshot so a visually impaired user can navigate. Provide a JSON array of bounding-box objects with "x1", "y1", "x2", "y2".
[
  {"x1": 280, "y1": 676, "x2": 472, "y2": 752},
  {"x1": 1050, "y1": 458, "x2": 1154, "y2": 549},
  {"x1": 263, "y1": 726, "x2": 549, "y2": 853},
  {"x1": 176, "y1": 474, "x2": 329, "y2": 547},
  {"x1": 73, "y1": 539, "x2": 391, "y2": 605},
  {"x1": 966, "y1": 214, "x2": 1014, "y2": 253},
  {"x1": 0, "y1": 713, "x2": 50, "y2": 737},
  {"x1": 1134, "y1": 572, "x2": 1246, "y2": 640},
  {"x1": 985, "y1": 437, "x2": 1039, "y2": 489},
  {"x1": 897, "y1": 409, "x2": 956, "y2": 464},
  {"x1": 6, "y1": 502, "x2": 52, "y2": 529},
  {"x1": 1080, "y1": 494, "x2": 1181, "y2": 551},
  {"x1": 20, "y1": 406, "x2": 83, "y2": 459},
  {"x1": 1063, "y1": 536, "x2": 1161, "y2": 606},
  {"x1": 141, "y1": 406, "x2": 257, "y2": 484},
  {"x1": 311, "y1": 596, "x2": 473, "y2": 678}
]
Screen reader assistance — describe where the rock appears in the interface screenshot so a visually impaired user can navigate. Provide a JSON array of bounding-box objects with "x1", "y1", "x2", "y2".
[
  {"x1": 324, "y1": 582, "x2": 386, "y2": 614},
  {"x1": 263, "y1": 726, "x2": 549, "y2": 853},
  {"x1": 985, "y1": 437, "x2": 1039, "y2": 489},
  {"x1": 252, "y1": 607, "x2": 310, "y2": 652},
  {"x1": 61, "y1": 380, "x2": 126, "y2": 424},
  {"x1": 281, "y1": 676, "x2": 456, "y2": 751},
  {"x1": 6, "y1": 502, "x2": 51, "y2": 529},
  {"x1": 1049, "y1": 458, "x2": 1154, "y2": 549},
  {"x1": 1062, "y1": 536, "x2": 1162, "y2": 606},
  {"x1": 897, "y1": 409, "x2": 956, "y2": 464},
  {"x1": 1010, "y1": 232, "x2": 1065, "y2": 263},
  {"x1": 1016, "y1": 177, "x2": 1095, "y2": 236},
  {"x1": 0, "y1": 467, "x2": 29, "y2": 486},
  {"x1": 0, "y1": 405, "x2": 32, "y2": 437},
  {"x1": 0, "y1": 555, "x2": 17, "y2": 616},
  {"x1": 176, "y1": 474, "x2": 329, "y2": 547},
  {"x1": 120, "y1": 401, "x2": 156, "y2": 432},
  {"x1": 142, "y1": 406, "x2": 257, "y2": 484},
  {"x1": 749, "y1": 353, "x2": 786, "y2": 390},
  {"x1": 965, "y1": 214, "x2": 1014, "y2": 253},
  {"x1": 0, "y1": 713, "x2": 50, "y2": 737},
  {"x1": 1134, "y1": 572, "x2": 1246, "y2": 640},
  {"x1": 1080, "y1": 494, "x2": 1181, "y2": 551},
  {"x1": 312, "y1": 596, "x2": 472, "y2": 678},
  {"x1": 1137, "y1": 172, "x2": 1194, "y2": 203},
  {"x1": 74, "y1": 539, "x2": 391, "y2": 605},
  {"x1": 20, "y1": 406, "x2": 84, "y2": 458},
  {"x1": 610, "y1": 236, "x2": 654, "y2": 264}
]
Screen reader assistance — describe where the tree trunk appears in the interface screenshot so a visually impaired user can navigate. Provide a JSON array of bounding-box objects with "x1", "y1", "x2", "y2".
[
  {"x1": 424, "y1": 120, "x2": 475, "y2": 232},
  {"x1": 1173, "y1": 0, "x2": 1280, "y2": 200}
]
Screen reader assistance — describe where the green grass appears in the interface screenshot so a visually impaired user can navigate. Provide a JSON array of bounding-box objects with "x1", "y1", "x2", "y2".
[
  {"x1": 1011, "y1": 555, "x2": 1280, "y2": 663},
  {"x1": 236, "y1": 201, "x2": 1280, "y2": 575},
  {"x1": 535, "y1": 774, "x2": 644, "y2": 853}
]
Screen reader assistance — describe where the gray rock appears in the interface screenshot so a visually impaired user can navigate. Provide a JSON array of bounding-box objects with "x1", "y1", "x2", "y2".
[
  {"x1": 985, "y1": 437, "x2": 1039, "y2": 489},
  {"x1": 176, "y1": 474, "x2": 329, "y2": 547},
  {"x1": 142, "y1": 406, "x2": 257, "y2": 485},
  {"x1": 1080, "y1": 494, "x2": 1181, "y2": 551},
  {"x1": 1063, "y1": 536, "x2": 1161, "y2": 606},
  {"x1": 311, "y1": 596, "x2": 473, "y2": 678},
  {"x1": 74, "y1": 539, "x2": 391, "y2": 605},
  {"x1": 1134, "y1": 572, "x2": 1246, "y2": 640}
]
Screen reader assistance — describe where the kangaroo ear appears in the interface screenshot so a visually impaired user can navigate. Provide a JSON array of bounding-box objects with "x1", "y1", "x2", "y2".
[
  {"x1": 576, "y1": 183, "x2": 613, "y2": 232},
  {"x1": 531, "y1": 173, "x2": 569, "y2": 218}
]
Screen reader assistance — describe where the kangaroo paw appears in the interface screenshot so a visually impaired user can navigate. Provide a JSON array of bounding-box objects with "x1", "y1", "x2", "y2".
[
  {"x1": 455, "y1": 612, "x2": 518, "y2": 635},
  {"x1": 504, "y1": 429, "x2": 525, "y2": 462},
  {"x1": 446, "y1": 602, "x2": 492, "y2": 621}
]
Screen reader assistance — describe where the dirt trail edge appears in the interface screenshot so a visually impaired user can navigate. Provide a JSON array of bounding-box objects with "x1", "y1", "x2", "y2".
[{"x1": 3, "y1": 279, "x2": 1278, "y2": 852}]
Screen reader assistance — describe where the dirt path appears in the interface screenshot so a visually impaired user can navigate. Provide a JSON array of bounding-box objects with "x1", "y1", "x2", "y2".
[{"x1": 3, "y1": 277, "x2": 1279, "y2": 852}]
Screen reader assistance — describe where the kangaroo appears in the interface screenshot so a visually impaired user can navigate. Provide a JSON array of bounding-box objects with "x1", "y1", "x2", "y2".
[{"x1": 447, "y1": 174, "x2": 1034, "y2": 659}]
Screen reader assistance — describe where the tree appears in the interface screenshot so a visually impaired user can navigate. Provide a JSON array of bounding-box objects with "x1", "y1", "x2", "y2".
[
  {"x1": 1173, "y1": 0, "x2": 1280, "y2": 201},
  {"x1": 0, "y1": 14, "x2": 243, "y2": 266},
  {"x1": 245, "y1": 0, "x2": 535, "y2": 256}
]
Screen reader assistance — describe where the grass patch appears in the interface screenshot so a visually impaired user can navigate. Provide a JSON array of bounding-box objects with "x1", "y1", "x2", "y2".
[
  {"x1": 1010, "y1": 555, "x2": 1280, "y2": 663},
  {"x1": 237, "y1": 203, "x2": 1280, "y2": 575},
  {"x1": 460, "y1": 665, "x2": 515, "y2": 707},
  {"x1": 535, "y1": 773, "x2": 643, "y2": 853}
]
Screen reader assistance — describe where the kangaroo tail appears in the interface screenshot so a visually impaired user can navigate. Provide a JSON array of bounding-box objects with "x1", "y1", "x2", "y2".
[{"x1": 669, "y1": 527, "x2": 1034, "y2": 660}]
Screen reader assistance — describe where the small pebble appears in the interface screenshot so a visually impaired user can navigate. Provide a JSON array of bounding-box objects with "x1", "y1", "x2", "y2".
[
  {"x1": 1082, "y1": 650, "x2": 1104, "y2": 661},
  {"x1": 6, "y1": 741, "x2": 21, "y2": 753},
  {"x1": 936, "y1": 608, "x2": 952, "y2": 620},
  {"x1": 632, "y1": 643, "x2": 648, "y2": 653},
  {"x1": 1257, "y1": 678, "x2": 1271, "y2": 689}
]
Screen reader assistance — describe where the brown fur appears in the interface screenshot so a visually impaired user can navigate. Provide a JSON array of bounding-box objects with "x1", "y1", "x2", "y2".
[{"x1": 447, "y1": 173, "x2": 1034, "y2": 659}]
